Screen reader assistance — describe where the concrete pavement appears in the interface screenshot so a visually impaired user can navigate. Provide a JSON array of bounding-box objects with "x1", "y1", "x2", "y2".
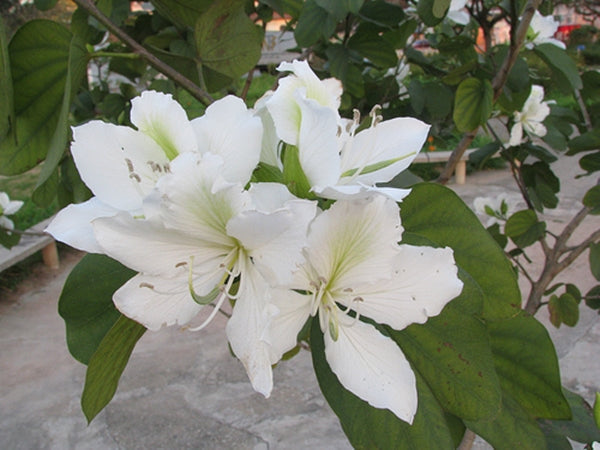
[{"x1": 0, "y1": 152, "x2": 599, "y2": 449}]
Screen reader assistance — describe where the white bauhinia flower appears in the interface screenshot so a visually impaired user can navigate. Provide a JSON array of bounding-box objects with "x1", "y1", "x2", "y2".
[
  {"x1": 508, "y1": 85, "x2": 550, "y2": 147},
  {"x1": 527, "y1": 11, "x2": 566, "y2": 49},
  {"x1": 47, "y1": 92, "x2": 262, "y2": 253},
  {"x1": 0, "y1": 192, "x2": 24, "y2": 231},
  {"x1": 446, "y1": 0, "x2": 470, "y2": 25},
  {"x1": 264, "y1": 195, "x2": 463, "y2": 423},
  {"x1": 91, "y1": 151, "x2": 316, "y2": 397}
]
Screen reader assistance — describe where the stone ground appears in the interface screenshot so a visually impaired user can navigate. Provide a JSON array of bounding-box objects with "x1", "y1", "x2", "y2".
[{"x1": 0, "y1": 153, "x2": 599, "y2": 449}]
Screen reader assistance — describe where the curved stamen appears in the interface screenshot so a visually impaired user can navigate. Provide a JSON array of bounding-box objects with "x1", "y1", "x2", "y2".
[{"x1": 187, "y1": 290, "x2": 228, "y2": 332}]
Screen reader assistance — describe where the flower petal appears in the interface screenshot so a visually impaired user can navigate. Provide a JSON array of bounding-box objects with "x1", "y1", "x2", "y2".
[
  {"x1": 130, "y1": 90, "x2": 197, "y2": 160},
  {"x1": 71, "y1": 121, "x2": 169, "y2": 211},
  {"x1": 226, "y1": 258, "x2": 278, "y2": 397},
  {"x1": 192, "y1": 95, "x2": 262, "y2": 184},
  {"x1": 324, "y1": 318, "x2": 417, "y2": 423},
  {"x1": 113, "y1": 273, "x2": 203, "y2": 331},
  {"x1": 314, "y1": 183, "x2": 411, "y2": 202},
  {"x1": 349, "y1": 245, "x2": 463, "y2": 331},
  {"x1": 45, "y1": 197, "x2": 119, "y2": 253}
]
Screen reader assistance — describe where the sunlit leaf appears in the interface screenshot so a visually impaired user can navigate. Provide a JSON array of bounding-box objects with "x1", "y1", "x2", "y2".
[{"x1": 453, "y1": 77, "x2": 493, "y2": 132}]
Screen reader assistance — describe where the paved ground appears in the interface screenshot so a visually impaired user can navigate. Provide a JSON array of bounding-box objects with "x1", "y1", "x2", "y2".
[{"x1": 0, "y1": 153, "x2": 598, "y2": 449}]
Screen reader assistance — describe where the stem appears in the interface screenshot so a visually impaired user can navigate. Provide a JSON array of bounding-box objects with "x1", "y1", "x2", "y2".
[
  {"x1": 0, "y1": 225, "x2": 46, "y2": 237},
  {"x1": 90, "y1": 51, "x2": 141, "y2": 59},
  {"x1": 72, "y1": 0, "x2": 214, "y2": 106},
  {"x1": 458, "y1": 430, "x2": 477, "y2": 450},
  {"x1": 574, "y1": 89, "x2": 593, "y2": 132},
  {"x1": 436, "y1": 0, "x2": 543, "y2": 185},
  {"x1": 240, "y1": 69, "x2": 255, "y2": 102}
]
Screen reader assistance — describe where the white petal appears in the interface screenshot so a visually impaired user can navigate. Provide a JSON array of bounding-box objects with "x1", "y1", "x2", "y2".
[
  {"x1": 508, "y1": 122, "x2": 523, "y2": 147},
  {"x1": 324, "y1": 318, "x2": 417, "y2": 423},
  {"x1": 3, "y1": 199, "x2": 23, "y2": 215},
  {"x1": 113, "y1": 273, "x2": 203, "y2": 331},
  {"x1": 45, "y1": 197, "x2": 119, "y2": 253},
  {"x1": 349, "y1": 245, "x2": 463, "y2": 331},
  {"x1": 314, "y1": 183, "x2": 411, "y2": 202},
  {"x1": 71, "y1": 121, "x2": 169, "y2": 211},
  {"x1": 130, "y1": 90, "x2": 197, "y2": 159},
  {"x1": 267, "y1": 288, "x2": 313, "y2": 363},
  {"x1": 341, "y1": 118, "x2": 430, "y2": 186},
  {"x1": 247, "y1": 182, "x2": 296, "y2": 212},
  {"x1": 226, "y1": 258, "x2": 277, "y2": 397},
  {"x1": 295, "y1": 92, "x2": 341, "y2": 187},
  {"x1": 306, "y1": 196, "x2": 402, "y2": 290},
  {"x1": 254, "y1": 92, "x2": 282, "y2": 168},
  {"x1": 0, "y1": 216, "x2": 14, "y2": 230},
  {"x1": 192, "y1": 95, "x2": 262, "y2": 184}
]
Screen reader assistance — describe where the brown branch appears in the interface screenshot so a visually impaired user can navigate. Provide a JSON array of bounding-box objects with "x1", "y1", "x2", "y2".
[
  {"x1": 72, "y1": 0, "x2": 214, "y2": 106},
  {"x1": 436, "y1": 0, "x2": 543, "y2": 184}
]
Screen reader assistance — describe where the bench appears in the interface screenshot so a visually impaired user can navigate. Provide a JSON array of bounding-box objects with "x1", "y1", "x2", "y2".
[
  {"x1": 414, "y1": 148, "x2": 477, "y2": 184},
  {"x1": 0, "y1": 217, "x2": 59, "y2": 273}
]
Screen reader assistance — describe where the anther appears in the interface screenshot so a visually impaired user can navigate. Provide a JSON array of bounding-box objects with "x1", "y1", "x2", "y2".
[{"x1": 139, "y1": 282, "x2": 154, "y2": 290}]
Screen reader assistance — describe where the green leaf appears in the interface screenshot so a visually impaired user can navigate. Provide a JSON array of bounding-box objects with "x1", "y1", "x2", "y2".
[
  {"x1": 417, "y1": 0, "x2": 451, "y2": 26},
  {"x1": 347, "y1": 25, "x2": 398, "y2": 68},
  {"x1": 0, "y1": 20, "x2": 72, "y2": 175},
  {"x1": 282, "y1": 144, "x2": 313, "y2": 199},
  {"x1": 453, "y1": 77, "x2": 493, "y2": 132},
  {"x1": 469, "y1": 141, "x2": 501, "y2": 169},
  {"x1": 0, "y1": 227, "x2": 20, "y2": 249},
  {"x1": 358, "y1": 0, "x2": 405, "y2": 28},
  {"x1": 505, "y1": 209, "x2": 546, "y2": 248},
  {"x1": 487, "y1": 314, "x2": 570, "y2": 419},
  {"x1": 590, "y1": 242, "x2": 600, "y2": 281},
  {"x1": 34, "y1": 0, "x2": 58, "y2": 10},
  {"x1": 325, "y1": 45, "x2": 365, "y2": 98},
  {"x1": 150, "y1": 0, "x2": 213, "y2": 29},
  {"x1": 540, "y1": 389, "x2": 600, "y2": 445},
  {"x1": 310, "y1": 317, "x2": 456, "y2": 449},
  {"x1": 391, "y1": 301, "x2": 502, "y2": 421},
  {"x1": 548, "y1": 293, "x2": 579, "y2": 327},
  {"x1": 400, "y1": 183, "x2": 521, "y2": 320},
  {"x1": 567, "y1": 129, "x2": 600, "y2": 155},
  {"x1": 59, "y1": 254, "x2": 136, "y2": 364},
  {"x1": 583, "y1": 186, "x2": 600, "y2": 214},
  {"x1": 315, "y1": 0, "x2": 364, "y2": 19},
  {"x1": 82, "y1": 315, "x2": 146, "y2": 423},
  {"x1": 533, "y1": 44, "x2": 582, "y2": 92},
  {"x1": 424, "y1": 81, "x2": 453, "y2": 120},
  {"x1": 34, "y1": 36, "x2": 88, "y2": 205},
  {"x1": 195, "y1": 0, "x2": 264, "y2": 79},
  {"x1": 580, "y1": 151, "x2": 600, "y2": 175},
  {"x1": 464, "y1": 389, "x2": 548, "y2": 449},
  {"x1": 585, "y1": 286, "x2": 600, "y2": 310},
  {"x1": 294, "y1": 0, "x2": 336, "y2": 47},
  {"x1": 521, "y1": 161, "x2": 560, "y2": 211},
  {"x1": 582, "y1": 70, "x2": 600, "y2": 103},
  {"x1": 0, "y1": 16, "x2": 14, "y2": 139},
  {"x1": 595, "y1": 392, "x2": 600, "y2": 429}
]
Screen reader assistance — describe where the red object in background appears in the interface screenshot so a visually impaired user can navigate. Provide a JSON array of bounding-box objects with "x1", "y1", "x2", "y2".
[{"x1": 556, "y1": 24, "x2": 581, "y2": 41}]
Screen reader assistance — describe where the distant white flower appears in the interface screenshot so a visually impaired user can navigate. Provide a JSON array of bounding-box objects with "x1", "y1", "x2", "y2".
[
  {"x1": 47, "y1": 92, "x2": 262, "y2": 253},
  {"x1": 0, "y1": 192, "x2": 24, "y2": 231},
  {"x1": 508, "y1": 85, "x2": 550, "y2": 147},
  {"x1": 592, "y1": 441, "x2": 600, "y2": 450},
  {"x1": 527, "y1": 11, "x2": 566, "y2": 49},
  {"x1": 473, "y1": 193, "x2": 519, "y2": 227},
  {"x1": 264, "y1": 195, "x2": 463, "y2": 423},
  {"x1": 446, "y1": 0, "x2": 470, "y2": 25}
]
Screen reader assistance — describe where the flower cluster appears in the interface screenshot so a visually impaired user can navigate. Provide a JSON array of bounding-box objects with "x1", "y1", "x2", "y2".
[
  {"x1": 0, "y1": 192, "x2": 24, "y2": 231},
  {"x1": 47, "y1": 60, "x2": 463, "y2": 423}
]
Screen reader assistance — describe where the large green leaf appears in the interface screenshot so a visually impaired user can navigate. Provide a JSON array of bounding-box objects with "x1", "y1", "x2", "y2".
[
  {"x1": 325, "y1": 45, "x2": 365, "y2": 98},
  {"x1": 347, "y1": 25, "x2": 398, "y2": 68},
  {"x1": 150, "y1": 0, "x2": 213, "y2": 29},
  {"x1": 310, "y1": 317, "x2": 456, "y2": 449},
  {"x1": 417, "y1": 0, "x2": 451, "y2": 26},
  {"x1": 34, "y1": 36, "x2": 88, "y2": 205},
  {"x1": 505, "y1": 209, "x2": 546, "y2": 248},
  {"x1": 0, "y1": 16, "x2": 13, "y2": 139},
  {"x1": 59, "y1": 254, "x2": 136, "y2": 364},
  {"x1": 453, "y1": 77, "x2": 493, "y2": 132},
  {"x1": 294, "y1": 0, "x2": 337, "y2": 47},
  {"x1": 82, "y1": 315, "x2": 146, "y2": 422},
  {"x1": 194, "y1": 0, "x2": 263, "y2": 80},
  {"x1": 534, "y1": 44, "x2": 582, "y2": 92},
  {"x1": 0, "y1": 20, "x2": 72, "y2": 175},
  {"x1": 464, "y1": 389, "x2": 548, "y2": 449},
  {"x1": 400, "y1": 183, "x2": 521, "y2": 320},
  {"x1": 488, "y1": 314, "x2": 570, "y2": 419},
  {"x1": 567, "y1": 129, "x2": 600, "y2": 155},
  {"x1": 315, "y1": 0, "x2": 365, "y2": 20},
  {"x1": 391, "y1": 299, "x2": 501, "y2": 421}
]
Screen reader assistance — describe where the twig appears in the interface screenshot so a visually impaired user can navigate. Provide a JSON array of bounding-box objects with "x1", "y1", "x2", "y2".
[
  {"x1": 0, "y1": 225, "x2": 47, "y2": 237},
  {"x1": 72, "y1": 0, "x2": 214, "y2": 106}
]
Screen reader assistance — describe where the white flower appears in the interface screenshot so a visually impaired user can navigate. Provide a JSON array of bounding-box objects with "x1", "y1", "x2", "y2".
[
  {"x1": 0, "y1": 192, "x2": 24, "y2": 231},
  {"x1": 47, "y1": 92, "x2": 262, "y2": 253},
  {"x1": 265, "y1": 195, "x2": 463, "y2": 423},
  {"x1": 91, "y1": 152, "x2": 317, "y2": 397},
  {"x1": 508, "y1": 85, "x2": 550, "y2": 147},
  {"x1": 527, "y1": 11, "x2": 566, "y2": 49},
  {"x1": 592, "y1": 441, "x2": 600, "y2": 450},
  {"x1": 446, "y1": 0, "x2": 470, "y2": 25},
  {"x1": 473, "y1": 193, "x2": 519, "y2": 227}
]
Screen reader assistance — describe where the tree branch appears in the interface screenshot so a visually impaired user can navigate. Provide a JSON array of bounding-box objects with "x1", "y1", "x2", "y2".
[{"x1": 73, "y1": 0, "x2": 214, "y2": 106}]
